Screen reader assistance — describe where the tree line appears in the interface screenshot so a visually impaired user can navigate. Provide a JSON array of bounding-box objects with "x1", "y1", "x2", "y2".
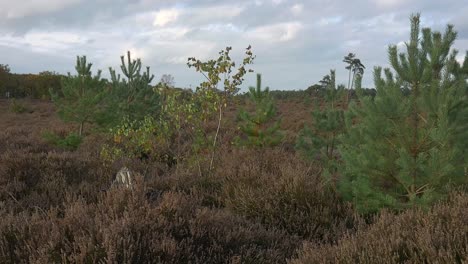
[{"x1": 0, "y1": 65, "x2": 62, "y2": 99}]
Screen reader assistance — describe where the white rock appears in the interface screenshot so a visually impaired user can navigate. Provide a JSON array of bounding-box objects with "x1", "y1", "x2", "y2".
[{"x1": 112, "y1": 167, "x2": 133, "y2": 188}]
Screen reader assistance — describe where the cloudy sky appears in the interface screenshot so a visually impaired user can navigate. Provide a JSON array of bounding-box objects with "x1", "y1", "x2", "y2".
[{"x1": 1, "y1": 0, "x2": 467, "y2": 91}]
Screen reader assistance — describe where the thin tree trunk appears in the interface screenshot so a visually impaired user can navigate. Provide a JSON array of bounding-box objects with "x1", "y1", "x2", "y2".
[
  {"x1": 79, "y1": 122, "x2": 83, "y2": 136},
  {"x1": 409, "y1": 82, "x2": 420, "y2": 201},
  {"x1": 347, "y1": 69, "x2": 352, "y2": 103},
  {"x1": 347, "y1": 69, "x2": 352, "y2": 90},
  {"x1": 209, "y1": 104, "x2": 223, "y2": 172},
  {"x1": 349, "y1": 72, "x2": 356, "y2": 103}
]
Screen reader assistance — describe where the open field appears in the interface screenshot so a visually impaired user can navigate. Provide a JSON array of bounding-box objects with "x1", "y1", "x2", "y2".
[{"x1": 0, "y1": 98, "x2": 466, "y2": 263}]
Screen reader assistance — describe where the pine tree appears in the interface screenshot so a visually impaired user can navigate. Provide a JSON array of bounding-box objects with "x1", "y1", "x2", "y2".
[
  {"x1": 235, "y1": 74, "x2": 283, "y2": 147},
  {"x1": 343, "y1": 53, "x2": 365, "y2": 103},
  {"x1": 50, "y1": 56, "x2": 108, "y2": 136},
  {"x1": 296, "y1": 70, "x2": 346, "y2": 181},
  {"x1": 109, "y1": 51, "x2": 159, "y2": 123},
  {"x1": 339, "y1": 14, "x2": 468, "y2": 214}
]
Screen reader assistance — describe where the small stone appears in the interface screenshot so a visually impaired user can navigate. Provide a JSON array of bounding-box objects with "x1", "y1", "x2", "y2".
[{"x1": 112, "y1": 167, "x2": 133, "y2": 188}]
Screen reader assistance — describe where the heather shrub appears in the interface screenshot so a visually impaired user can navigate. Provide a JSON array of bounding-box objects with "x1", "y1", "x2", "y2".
[
  {"x1": 0, "y1": 128, "x2": 50, "y2": 155},
  {"x1": 218, "y1": 148, "x2": 357, "y2": 242},
  {"x1": 0, "y1": 187, "x2": 300, "y2": 263},
  {"x1": 0, "y1": 147, "x2": 112, "y2": 211},
  {"x1": 290, "y1": 192, "x2": 468, "y2": 264}
]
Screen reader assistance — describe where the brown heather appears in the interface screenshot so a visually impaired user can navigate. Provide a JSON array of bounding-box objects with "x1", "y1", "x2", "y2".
[
  {"x1": 0, "y1": 98, "x2": 466, "y2": 263},
  {"x1": 289, "y1": 192, "x2": 468, "y2": 264}
]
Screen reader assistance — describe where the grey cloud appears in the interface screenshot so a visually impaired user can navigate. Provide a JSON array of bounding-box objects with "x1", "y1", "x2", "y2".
[{"x1": 1, "y1": 0, "x2": 467, "y2": 91}]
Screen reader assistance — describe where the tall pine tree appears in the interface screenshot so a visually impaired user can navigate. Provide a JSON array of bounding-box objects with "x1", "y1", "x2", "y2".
[
  {"x1": 339, "y1": 14, "x2": 468, "y2": 213},
  {"x1": 50, "y1": 56, "x2": 108, "y2": 136},
  {"x1": 109, "y1": 51, "x2": 160, "y2": 123},
  {"x1": 235, "y1": 74, "x2": 283, "y2": 147},
  {"x1": 296, "y1": 70, "x2": 346, "y2": 182}
]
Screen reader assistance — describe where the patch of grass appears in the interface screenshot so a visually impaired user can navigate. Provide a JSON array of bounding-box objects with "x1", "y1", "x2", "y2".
[
  {"x1": 42, "y1": 131, "x2": 83, "y2": 150},
  {"x1": 9, "y1": 99, "x2": 29, "y2": 114}
]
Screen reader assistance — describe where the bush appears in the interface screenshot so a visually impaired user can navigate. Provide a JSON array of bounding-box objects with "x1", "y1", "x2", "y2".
[
  {"x1": 8, "y1": 99, "x2": 28, "y2": 114},
  {"x1": 139, "y1": 147, "x2": 357, "y2": 243},
  {"x1": 0, "y1": 188, "x2": 300, "y2": 263},
  {"x1": 42, "y1": 131, "x2": 83, "y2": 151},
  {"x1": 290, "y1": 192, "x2": 468, "y2": 264},
  {"x1": 0, "y1": 147, "x2": 111, "y2": 211},
  {"x1": 217, "y1": 148, "x2": 357, "y2": 242}
]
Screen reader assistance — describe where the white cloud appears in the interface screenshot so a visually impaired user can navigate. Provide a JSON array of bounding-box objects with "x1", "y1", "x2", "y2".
[
  {"x1": 201, "y1": 23, "x2": 243, "y2": 33},
  {"x1": 396, "y1": 41, "x2": 406, "y2": 48},
  {"x1": 272, "y1": 0, "x2": 285, "y2": 5},
  {"x1": 145, "y1": 40, "x2": 217, "y2": 65},
  {"x1": 359, "y1": 13, "x2": 408, "y2": 35},
  {"x1": 0, "y1": 0, "x2": 82, "y2": 19},
  {"x1": 139, "y1": 27, "x2": 191, "y2": 41},
  {"x1": 343, "y1": 39, "x2": 362, "y2": 48},
  {"x1": 247, "y1": 22, "x2": 303, "y2": 42},
  {"x1": 191, "y1": 5, "x2": 244, "y2": 22},
  {"x1": 151, "y1": 5, "x2": 244, "y2": 28},
  {"x1": 153, "y1": 8, "x2": 180, "y2": 27},
  {"x1": 290, "y1": 4, "x2": 303, "y2": 16},
  {"x1": 317, "y1": 16, "x2": 343, "y2": 26},
  {"x1": 453, "y1": 39, "x2": 468, "y2": 64},
  {"x1": 373, "y1": 0, "x2": 406, "y2": 8},
  {"x1": 456, "y1": 54, "x2": 465, "y2": 64},
  {"x1": 0, "y1": 31, "x2": 87, "y2": 53}
]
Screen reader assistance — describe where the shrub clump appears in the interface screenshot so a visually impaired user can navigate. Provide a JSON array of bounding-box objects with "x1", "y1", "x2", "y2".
[
  {"x1": 0, "y1": 187, "x2": 300, "y2": 264},
  {"x1": 290, "y1": 192, "x2": 468, "y2": 264},
  {"x1": 8, "y1": 99, "x2": 29, "y2": 114},
  {"x1": 42, "y1": 130, "x2": 83, "y2": 151},
  {"x1": 218, "y1": 148, "x2": 357, "y2": 242},
  {"x1": 0, "y1": 146, "x2": 111, "y2": 211}
]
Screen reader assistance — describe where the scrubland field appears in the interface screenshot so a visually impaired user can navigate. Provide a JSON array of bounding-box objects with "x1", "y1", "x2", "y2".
[
  {"x1": 0, "y1": 96, "x2": 466, "y2": 264},
  {"x1": 1, "y1": 14, "x2": 467, "y2": 264}
]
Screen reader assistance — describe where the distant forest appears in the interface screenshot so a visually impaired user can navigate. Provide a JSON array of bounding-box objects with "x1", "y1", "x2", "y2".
[{"x1": 0, "y1": 63, "x2": 377, "y2": 100}]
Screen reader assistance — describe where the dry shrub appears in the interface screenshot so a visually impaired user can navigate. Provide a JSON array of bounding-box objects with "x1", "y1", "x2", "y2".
[
  {"x1": 0, "y1": 110, "x2": 113, "y2": 212},
  {"x1": 0, "y1": 185, "x2": 300, "y2": 263},
  {"x1": 0, "y1": 128, "x2": 50, "y2": 155},
  {"x1": 217, "y1": 147, "x2": 357, "y2": 242},
  {"x1": 0, "y1": 143, "x2": 112, "y2": 211},
  {"x1": 290, "y1": 192, "x2": 468, "y2": 264},
  {"x1": 145, "y1": 146, "x2": 357, "y2": 244},
  {"x1": 1, "y1": 99, "x2": 466, "y2": 263}
]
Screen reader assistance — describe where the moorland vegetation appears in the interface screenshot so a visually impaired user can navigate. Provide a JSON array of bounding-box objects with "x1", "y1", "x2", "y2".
[{"x1": 0, "y1": 14, "x2": 467, "y2": 263}]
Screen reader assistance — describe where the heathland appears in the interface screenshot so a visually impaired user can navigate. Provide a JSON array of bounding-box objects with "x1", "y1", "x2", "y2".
[{"x1": 0, "y1": 14, "x2": 467, "y2": 263}]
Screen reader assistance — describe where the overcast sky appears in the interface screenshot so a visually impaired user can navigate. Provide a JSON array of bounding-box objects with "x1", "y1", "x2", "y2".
[{"x1": 1, "y1": 0, "x2": 467, "y2": 91}]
